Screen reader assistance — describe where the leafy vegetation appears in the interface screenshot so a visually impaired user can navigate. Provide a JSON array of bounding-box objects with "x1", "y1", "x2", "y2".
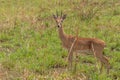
[{"x1": 0, "y1": 0, "x2": 120, "y2": 80}]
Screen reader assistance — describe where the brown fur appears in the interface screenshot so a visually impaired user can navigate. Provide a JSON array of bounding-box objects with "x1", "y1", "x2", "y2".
[{"x1": 53, "y1": 13, "x2": 110, "y2": 73}]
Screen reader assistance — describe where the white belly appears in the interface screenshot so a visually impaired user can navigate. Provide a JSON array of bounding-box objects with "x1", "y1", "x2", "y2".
[
  {"x1": 77, "y1": 49, "x2": 90, "y2": 52},
  {"x1": 75, "y1": 49, "x2": 92, "y2": 55}
]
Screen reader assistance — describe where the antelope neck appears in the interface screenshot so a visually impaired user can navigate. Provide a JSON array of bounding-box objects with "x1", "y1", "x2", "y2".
[{"x1": 58, "y1": 26, "x2": 67, "y2": 41}]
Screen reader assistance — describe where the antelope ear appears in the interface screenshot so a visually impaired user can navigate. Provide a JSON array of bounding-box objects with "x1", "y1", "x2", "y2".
[
  {"x1": 53, "y1": 14, "x2": 57, "y2": 19},
  {"x1": 62, "y1": 14, "x2": 67, "y2": 20}
]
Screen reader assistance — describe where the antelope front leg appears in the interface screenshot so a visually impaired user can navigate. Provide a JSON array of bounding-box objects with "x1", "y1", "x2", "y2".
[
  {"x1": 73, "y1": 52, "x2": 79, "y2": 72},
  {"x1": 67, "y1": 50, "x2": 73, "y2": 70},
  {"x1": 67, "y1": 38, "x2": 77, "y2": 70}
]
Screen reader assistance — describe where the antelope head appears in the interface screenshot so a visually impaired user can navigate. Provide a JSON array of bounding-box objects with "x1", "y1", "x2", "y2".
[{"x1": 53, "y1": 12, "x2": 66, "y2": 28}]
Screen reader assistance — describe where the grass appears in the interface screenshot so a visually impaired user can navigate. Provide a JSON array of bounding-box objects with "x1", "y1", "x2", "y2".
[{"x1": 0, "y1": 0, "x2": 120, "y2": 80}]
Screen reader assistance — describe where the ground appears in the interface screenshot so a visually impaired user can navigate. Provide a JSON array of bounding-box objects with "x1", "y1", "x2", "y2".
[{"x1": 0, "y1": 0, "x2": 120, "y2": 80}]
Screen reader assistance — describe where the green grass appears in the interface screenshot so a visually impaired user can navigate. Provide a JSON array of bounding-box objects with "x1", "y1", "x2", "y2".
[{"x1": 0, "y1": 0, "x2": 120, "y2": 79}]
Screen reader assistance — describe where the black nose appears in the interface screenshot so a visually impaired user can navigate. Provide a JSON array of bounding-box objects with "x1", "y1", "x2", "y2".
[{"x1": 57, "y1": 25, "x2": 60, "y2": 28}]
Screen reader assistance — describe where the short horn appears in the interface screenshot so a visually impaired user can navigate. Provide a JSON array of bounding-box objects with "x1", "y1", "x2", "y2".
[
  {"x1": 56, "y1": 10, "x2": 58, "y2": 17},
  {"x1": 61, "y1": 11, "x2": 62, "y2": 17}
]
